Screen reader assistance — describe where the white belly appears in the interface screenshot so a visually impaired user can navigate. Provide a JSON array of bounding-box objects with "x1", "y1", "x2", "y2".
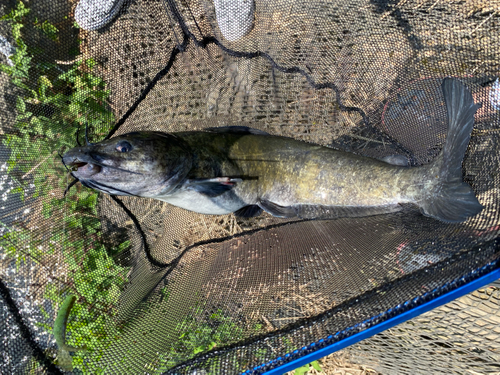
[{"x1": 155, "y1": 189, "x2": 244, "y2": 215}]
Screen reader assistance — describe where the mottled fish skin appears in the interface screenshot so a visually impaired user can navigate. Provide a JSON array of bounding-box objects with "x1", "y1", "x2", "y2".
[
  {"x1": 171, "y1": 131, "x2": 413, "y2": 208},
  {"x1": 63, "y1": 79, "x2": 483, "y2": 223}
]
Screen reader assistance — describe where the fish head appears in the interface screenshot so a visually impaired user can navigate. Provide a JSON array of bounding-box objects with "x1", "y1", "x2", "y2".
[{"x1": 62, "y1": 131, "x2": 192, "y2": 197}]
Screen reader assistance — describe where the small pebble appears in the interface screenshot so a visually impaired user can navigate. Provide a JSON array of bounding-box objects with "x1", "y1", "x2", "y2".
[{"x1": 0, "y1": 35, "x2": 16, "y2": 66}]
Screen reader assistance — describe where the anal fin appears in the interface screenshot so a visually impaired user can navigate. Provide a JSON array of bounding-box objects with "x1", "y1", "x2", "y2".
[
  {"x1": 293, "y1": 204, "x2": 402, "y2": 219},
  {"x1": 258, "y1": 199, "x2": 402, "y2": 220},
  {"x1": 234, "y1": 205, "x2": 263, "y2": 218}
]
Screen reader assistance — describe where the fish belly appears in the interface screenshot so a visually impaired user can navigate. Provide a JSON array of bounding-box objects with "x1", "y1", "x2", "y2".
[{"x1": 156, "y1": 189, "x2": 245, "y2": 215}]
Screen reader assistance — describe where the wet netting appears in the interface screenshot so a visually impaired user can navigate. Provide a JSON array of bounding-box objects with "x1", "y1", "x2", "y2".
[{"x1": 0, "y1": 0, "x2": 499, "y2": 373}]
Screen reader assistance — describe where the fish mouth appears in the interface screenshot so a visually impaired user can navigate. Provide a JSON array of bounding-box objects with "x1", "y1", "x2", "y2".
[
  {"x1": 66, "y1": 159, "x2": 102, "y2": 178},
  {"x1": 64, "y1": 158, "x2": 134, "y2": 196},
  {"x1": 62, "y1": 150, "x2": 141, "y2": 196},
  {"x1": 63, "y1": 151, "x2": 142, "y2": 178}
]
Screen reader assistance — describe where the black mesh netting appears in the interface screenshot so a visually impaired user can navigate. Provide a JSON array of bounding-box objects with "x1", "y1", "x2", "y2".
[{"x1": 0, "y1": 0, "x2": 499, "y2": 373}]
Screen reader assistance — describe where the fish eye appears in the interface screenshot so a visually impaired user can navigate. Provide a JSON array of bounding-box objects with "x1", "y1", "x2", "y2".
[{"x1": 116, "y1": 140, "x2": 132, "y2": 153}]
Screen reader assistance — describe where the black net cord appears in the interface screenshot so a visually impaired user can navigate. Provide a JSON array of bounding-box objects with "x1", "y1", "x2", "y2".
[
  {"x1": 140, "y1": 218, "x2": 313, "y2": 303},
  {"x1": 103, "y1": 33, "x2": 189, "y2": 141},
  {"x1": 165, "y1": 239, "x2": 500, "y2": 374},
  {"x1": 251, "y1": 258, "x2": 500, "y2": 374},
  {"x1": 109, "y1": 195, "x2": 169, "y2": 268},
  {"x1": 100, "y1": 0, "x2": 413, "y2": 156},
  {"x1": 2, "y1": 0, "x2": 496, "y2": 373},
  {"x1": 92, "y1": 0, "x2": 414, "y2": 277},
  {"x1": 0, "y1": 278, "x2": 63, "y2": 374}
]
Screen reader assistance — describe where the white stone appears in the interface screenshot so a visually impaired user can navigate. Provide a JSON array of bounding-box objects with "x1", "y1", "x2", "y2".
[{"x1": 0, "y1": 35, "x2": 15, "y2": 66}]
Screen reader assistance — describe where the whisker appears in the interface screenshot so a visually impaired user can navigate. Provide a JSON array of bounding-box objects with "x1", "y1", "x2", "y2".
[
  {"x1": 76, "y1": 126, "x2": 82, "y2": 147},
  {"x1": 60, "y1": 152, "x2": 79, "y2": 196},
  {"x1": 85, "y1": 122, "x2": 95, "y2": 146},
  {"x1": 58, "y1": 152, "x2": 70, "y2": 171},
  {"x1": 63, "y1": 177, "x2": 79, "y2": 197}
]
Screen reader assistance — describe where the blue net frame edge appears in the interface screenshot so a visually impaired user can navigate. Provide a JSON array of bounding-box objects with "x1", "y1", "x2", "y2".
[{"x1": 256, "y1": 262, "x2": 500, "y2": 375}]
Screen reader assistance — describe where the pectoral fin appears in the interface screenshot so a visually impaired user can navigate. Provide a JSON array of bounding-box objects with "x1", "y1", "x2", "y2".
[{"x1": 186, "y1": 177, "x2": 242, "y2": 197}]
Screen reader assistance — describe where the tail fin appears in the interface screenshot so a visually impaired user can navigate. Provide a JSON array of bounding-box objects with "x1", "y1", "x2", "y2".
[{"x1": 420, "y1": 78, "x2": 483, "y2": 223}]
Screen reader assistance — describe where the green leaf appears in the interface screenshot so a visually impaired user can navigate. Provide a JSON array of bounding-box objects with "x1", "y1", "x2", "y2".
[
  {"x1": 38, "y1": 20, "x2": 59, "y2": 41},
  {"x1": 39, "y1": 75, "x2": 52, "y2": 88},
  {"x1": 30, "y1": 115, "x2": 42, "y2": 130},
  {"x1": 11, "y1": 78, "x2": 29, "y2": 90},
  {"x1": 1, "y1": 1, "x2": 29, "y2": 23},
  {"x1": 193, "y1": 346, "x2": 204, "y2": 354},
  {"x1": 294, "y1": 364, "x2": 310, "y2": 375},
  {"x1": 12, "y1": 23, "x2": 23, "y2": 40},
  {"x1": 0, "y1": 63, "x2": 14, "y2": 76},
  {"x1": 311, "y1": 361, "x2": 322, "y2": 372},
  {"x1": 85, "y1": 58, "x2": 96, "y2": 71},
  {"x1": 117, "y1": 240, "x2": 131, "y2": 253},
  {"x1": 16, "y1": 96, "x2": 26, "y2": 113}
]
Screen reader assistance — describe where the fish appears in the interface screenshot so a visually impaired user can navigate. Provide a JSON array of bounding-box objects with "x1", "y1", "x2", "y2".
[{"x1": 62, "y1": 78, "x2": 483, "y2": 223}]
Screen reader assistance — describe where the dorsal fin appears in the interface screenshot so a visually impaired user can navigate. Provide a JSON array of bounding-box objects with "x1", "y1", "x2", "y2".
[{"x1": 204, "y1": 126, "x2": 270, "y2": 135}]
